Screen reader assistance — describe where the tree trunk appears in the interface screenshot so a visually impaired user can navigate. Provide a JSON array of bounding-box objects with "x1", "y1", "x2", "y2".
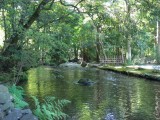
[
  {"x1": 82, "y1": 48, "x2": 89, "y2": 62},
  {"x1": 3, "y1": 0, "x2": 50, "y2": 54},
  {"x1": 1, "y1": 0, "x2": 51, "y2": 71},
  {"x1": 74, "y1": 45, "x2": 78, "y2": 60},
  {"x1": 156, "y1": 20, "x2": 160, "y2": 64},
  {"x1": 95, "y1": 27, "x2": 101, "y2": 62},
  {"x1": 100, "y1": 34, "x2": 106, "y2": 60},
  {"x1": 126, "y1": 36, "x2": 132, "y2": 63},
  {"x1": 124, "y1": 0, "x2": 132, "y2": 64}
]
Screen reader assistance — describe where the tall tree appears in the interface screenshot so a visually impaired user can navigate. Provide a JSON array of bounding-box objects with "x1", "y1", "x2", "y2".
[
  {"x1": 137, "y1": 0, "x2": 160, "y2": 63},
  {"x1": 81, "y1": 0, "x2": 109, "y2": 62},
  {"x1": 0, "y1": 0, "x2": 83, "y2": 71}
]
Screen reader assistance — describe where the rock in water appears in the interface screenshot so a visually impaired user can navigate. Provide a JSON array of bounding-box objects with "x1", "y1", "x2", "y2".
[
  {"x1": 77, "y1": 78, "x2": 94, "y2": 86},
  {"x1": 81, "y1": 61, "x2": 87, "y2": 67}
]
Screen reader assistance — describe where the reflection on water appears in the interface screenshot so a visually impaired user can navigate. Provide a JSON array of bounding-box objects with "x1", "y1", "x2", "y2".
[{"x1": 21, "y1": 66, "x2": 160, "y2": 120}]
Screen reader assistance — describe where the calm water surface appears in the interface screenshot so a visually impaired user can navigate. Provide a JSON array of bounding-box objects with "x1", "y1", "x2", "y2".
[{"x1": 21, "y1": 66, "x2": 160, "y2": 120}]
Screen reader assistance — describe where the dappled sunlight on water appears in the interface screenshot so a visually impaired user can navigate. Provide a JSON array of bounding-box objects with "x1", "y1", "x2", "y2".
[{"x1": 21, "y1": 66, "x2": 160, "y2": 120}]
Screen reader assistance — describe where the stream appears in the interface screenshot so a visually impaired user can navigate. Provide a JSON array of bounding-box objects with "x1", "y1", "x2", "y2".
[{"x1": 21, "y1": 66, "x2": 160, "y2": 120}]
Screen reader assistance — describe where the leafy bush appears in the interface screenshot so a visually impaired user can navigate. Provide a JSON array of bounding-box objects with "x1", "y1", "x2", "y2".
[
  {"x1": 9, "y1": 84, "x2": 28, "y2": 108},
  {"x1": 32, "y1": 96, "x2": 71, "y2": 120}
]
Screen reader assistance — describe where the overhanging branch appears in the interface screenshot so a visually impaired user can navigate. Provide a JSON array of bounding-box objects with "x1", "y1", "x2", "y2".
[
  {"x1": 38, "y1": 8, "x2": 76, "y2": 29},
  {"x1": 23, "y1": 0, "x2": 52, "y2": 29},
  {"x1": 38, "y1": 0, "x2": 85, "y2": 28},
  {"x1": 59, "y1": 0, "x2": 84, "y2": 13}
]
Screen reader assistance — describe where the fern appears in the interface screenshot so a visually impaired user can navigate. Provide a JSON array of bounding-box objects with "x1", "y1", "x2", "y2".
[
  {"x1": 32, "y1": 96, "x2": 71, "y2": 120},
  {"x1": 8, "y1": 84, "x2": 28, "y2": 108}
]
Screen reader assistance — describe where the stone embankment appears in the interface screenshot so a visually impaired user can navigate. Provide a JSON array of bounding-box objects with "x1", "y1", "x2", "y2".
[{"x1": 0, "y1": 85, "x2": 38, "y2": 120}]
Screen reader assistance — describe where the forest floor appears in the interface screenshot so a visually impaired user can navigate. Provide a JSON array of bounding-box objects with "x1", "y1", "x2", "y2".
[{"x1": 99, "y1": 64, "x2": 160, "y2": 81}]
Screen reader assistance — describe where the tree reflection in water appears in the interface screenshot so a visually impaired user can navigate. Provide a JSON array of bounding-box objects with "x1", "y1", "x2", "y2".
[{"x1": 21, "y1": 66, "x2": 160, "y2": 120}]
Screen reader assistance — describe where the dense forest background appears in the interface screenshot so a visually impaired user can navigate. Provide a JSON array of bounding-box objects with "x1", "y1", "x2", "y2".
[{"x1": 0, "y1": 0, "x2": 160, "y2": 81}]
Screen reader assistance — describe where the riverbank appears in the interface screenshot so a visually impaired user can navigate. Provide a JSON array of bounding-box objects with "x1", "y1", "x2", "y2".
[
  {"x1": 99, "y1": 65, "x2": 160, "y2": 81},
  {"x1": 59, "y1": 62, "x2": 160, "y2": 81}
]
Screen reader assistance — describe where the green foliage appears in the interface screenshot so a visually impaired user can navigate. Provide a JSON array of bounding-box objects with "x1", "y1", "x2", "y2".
[
  {"x1": 49, "y1": 42, "x2": 69, "y2": 65},
  {"x1": 11, "y1": 66, "x2": 29, "y2": 84},
  {"x1": 32, "y1": 96, "x2": 71, "y2": 120},
  {"x1": 0, "y1": 72, "x2": 11, "y2": 82},
  {"x1": 125, "y1": 59, "x2": 133, "y2": 65},
  {"x1": 19, "y1": 72, "x2": 28, "y2": 82},
  {"x1": 0, "y1": 0, "x2": 160, "y2": 69},
  {"x1": 9, "y1": 84, "x2": 28, "y2": 108}
]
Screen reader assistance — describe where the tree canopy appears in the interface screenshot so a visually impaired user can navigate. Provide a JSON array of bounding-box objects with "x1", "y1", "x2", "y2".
[{"x1": 0, "y1": 0, "x2": 160, "y2": 73}]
